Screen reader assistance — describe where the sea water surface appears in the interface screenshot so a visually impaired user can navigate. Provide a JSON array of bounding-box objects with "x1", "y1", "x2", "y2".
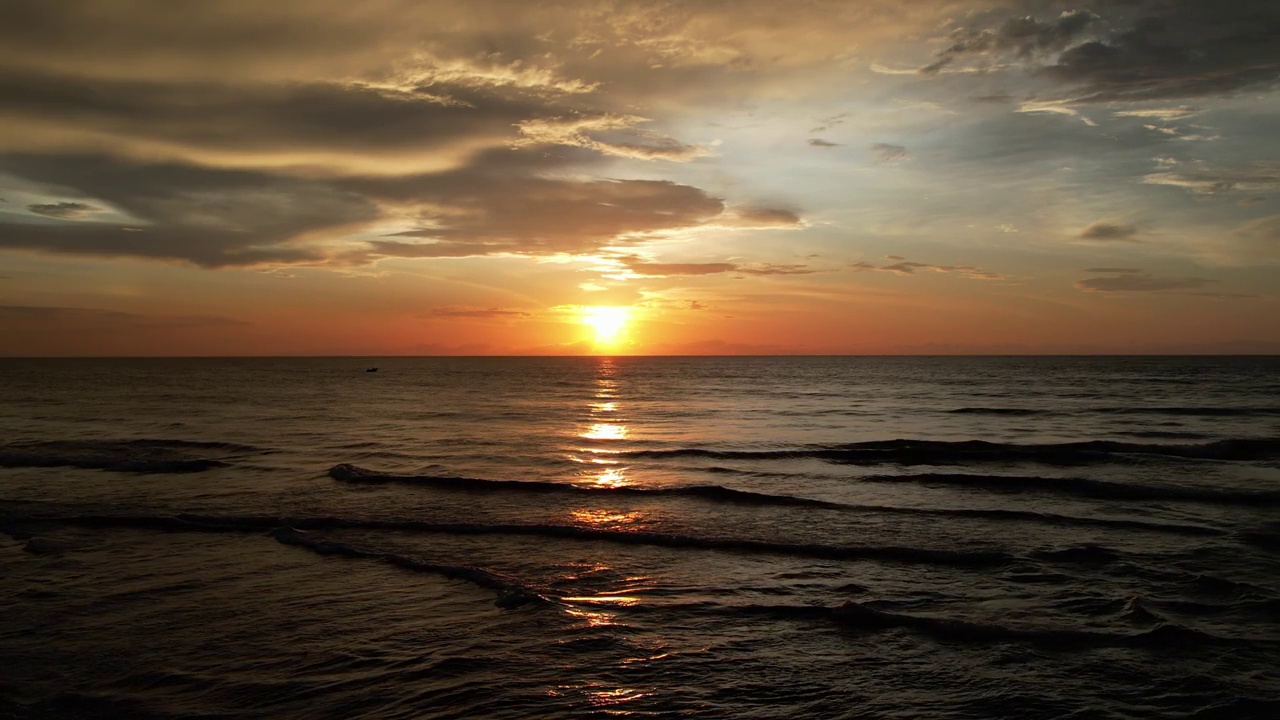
[{"x1": 1, "y1": 356, "x2": 1278, "y2": 719}]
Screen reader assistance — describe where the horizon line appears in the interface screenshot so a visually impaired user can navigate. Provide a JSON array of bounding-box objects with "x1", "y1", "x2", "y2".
[{"x1": 2, "y1": 353, "x2": 1278, "y2": 360}]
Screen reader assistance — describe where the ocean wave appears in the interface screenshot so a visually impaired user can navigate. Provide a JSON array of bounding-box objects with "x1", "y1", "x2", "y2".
[
  {"x1": 859, "y1": 473, "x2": 1280, "y2": 506},
  {"x1": 329, "y1": 464, "x2": 841, "y2": 508},
  {"x1": 948, "y1": 408, "x2": 1046, "y2": 416},
  {"x1": 1118, "y1": 430, "x2": 1212, "y2": 440},
  {"x1": 1031, "y1": 544, "x2": 1122, "y2": 564},
  {"x1": 271, "y1": 528, "x2": 552, "y2": 608},
  {"x1": 1240, "y1": 530, "x2": 1280, "y2": 552},
  {"x1": 1091, "y1": 407, "x2": 1280, "y2": 417},
  {"x1": 0, "y1": 439, "x2": 263, "y2": 474},
  {"x1": 949, "y1": 407, "x2": 1280, "y2": 417},
  {"x1": 829, "y1": 600, "x2": 1249, "y2": 650},
  {"x1": 330, "y1": 465, "x2": 1220, "y2": 536},
  {"x1": 594, "y1": 598, "x2": 1260, "y2": 651},
  {"x1": 1143, "y1": 596, "x2": 1280, "y2": 621},
  {"x1": 5, "y1": 513, "x2": 1017, "y2": 568},
  {"x1": 618, "y1": 438, "x2": 1280, "y2": 466}
]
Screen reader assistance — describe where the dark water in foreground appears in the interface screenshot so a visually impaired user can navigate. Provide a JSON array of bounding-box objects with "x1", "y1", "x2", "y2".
[{"x1": 1, "y1": 356, "x2": 1278, "y2": 719}]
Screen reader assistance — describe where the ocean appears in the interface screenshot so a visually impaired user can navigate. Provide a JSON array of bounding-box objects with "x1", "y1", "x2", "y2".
[{"x1": 1, "y1": 356, "x2": 1278, "y2": 719}]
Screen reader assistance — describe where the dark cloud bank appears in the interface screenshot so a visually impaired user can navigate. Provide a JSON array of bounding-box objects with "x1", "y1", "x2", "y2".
[{"x1": 927, "y1": 1, "x2": 1280, "y2": 102}]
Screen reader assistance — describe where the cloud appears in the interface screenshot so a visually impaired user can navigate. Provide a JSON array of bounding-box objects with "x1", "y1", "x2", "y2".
[
  {"x1": 355, "y1": 172, "x2": 727, "y2": 260},
  {"x1": 851, "y1": 257, "x2": 1004, "y2": 280},
  {"x1": 0, "y1": 305, "x2": 248, "y2": 328},
  {"x1": 0, "y1": 145, "x2": 769, "y2": 267},
  {"x1": 869, "y1": 143, "x2": 908, "y2": 164},
  {"x1": 516, "y1": 115, "x2": 711, "y2": 162},
  {"x1": 1143, "y1": 162, "x2": 1280, "y2": 194},
  {"x1": 617, "y1": 256, "x2": 816, "y2": 278},
  {"x1": 425, "y1": 307, "x2": 532, "y2": 318},
  {"x1": 971, "y1": 93, "x2": 1014, "y2": 104},
  {"x1": 1222, "y1": 214, "x2": 1280, "y2": 260},
  {"x1": 1080, "y1": 221, "x2": 1139, "y2": 241},
  {"x1": 808, "y1": 138, "x2": 840, "y2": 147},
  {"x1": 1084, "y1": 267, "x2": 1142, "y2": 273},
  {"x1": 0, "y1": 4, "x2": 819, "y2": 270},
  {"x1": 1040, "y1": 1, "x2": 1280, "y2": 102},
  {"x1": 922, "y1": 9, "x2": 1102, "y2": 74},
  {"x1": 736, "y1": 263, "x2": 818, "y2": 276},
  {"x1": 1075, "y1": 270, "x2": 1215, "y2": 292},
  {"x1": 0, "y1": 68, "x2": 564, "y2": 173},
  {"x1": 723, "y1": 206, "x2": 803, "y2": 228},
  {"x1": 922, "y1": 3, "x2": 1280, "y2": 103},
  {"x1": 0, "y1": 153, "x2": 379, "y2": 267},
  {"x1": 1016, "y1": 100, "x2": 1097, "y2": 126},
  {"x1": 1114, "y1": 107, "x2": 1200, "y2": 121},
  {"x1": 623, "y1": 260, "x2": 737, "y2": 276},
  {"x1": 26, "y1": 201, "x2": 98, "y2": 219}
]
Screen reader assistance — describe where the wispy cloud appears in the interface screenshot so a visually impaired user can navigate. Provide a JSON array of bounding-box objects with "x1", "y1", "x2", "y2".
[
  {"x1": 851, "y1": 257, "x2": 1004, "y2": 280},
  {"x1": 1114, "y1": 107, "x2": 1201, "y2": 121},
  {"x1": 868, "y1": 143, "x2": 908, "y2": 164},
  {"x1": 1075, "y1": 269, "x2": 1214, "y2": 292},
  {"x1": 1143, "y1": 162, "x2": 1280, "y2": 194},
  {"x1": 616, "y1": 255, "x2": 817, "y2": 278},
  {"x1": 1080, "y1": 221, "x2": 1139, "y2": 241},
  {"x1": 425, "y1": 307, "x2": 533, "y2": 318},
  {"x1": 517, "y1": 115, "x2": 711, "y2": 162},
  {"x1": 921, "y1": 9, "x2": 1101, "y2": 75},
  {"x1": 26, "y1": 201, "x2": 98, "y2": 219}
]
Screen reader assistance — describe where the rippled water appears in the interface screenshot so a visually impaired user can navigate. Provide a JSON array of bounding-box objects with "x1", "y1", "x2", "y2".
[{"x1": 1, "y1": 356, "x2": 1278, "y2": 719}]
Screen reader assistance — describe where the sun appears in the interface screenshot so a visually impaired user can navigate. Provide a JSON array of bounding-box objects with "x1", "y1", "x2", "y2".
[{"x1": 581, "y1": 306, "x2": 631, "y2": 346}]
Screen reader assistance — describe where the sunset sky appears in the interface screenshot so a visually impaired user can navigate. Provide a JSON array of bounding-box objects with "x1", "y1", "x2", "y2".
[{"x1": 1, "y1": 0, "x2": 1277, "y2": 355}]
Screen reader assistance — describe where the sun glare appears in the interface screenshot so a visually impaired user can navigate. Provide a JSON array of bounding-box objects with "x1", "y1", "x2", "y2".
[{"x1": 581, "y1": 306, "x2": 631, "y2": 346}]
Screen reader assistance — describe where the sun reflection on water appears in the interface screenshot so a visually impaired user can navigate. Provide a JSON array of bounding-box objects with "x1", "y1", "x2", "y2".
[
  {"x1": 548, "y1": 683, "x2": 654, "y2": 708},
  {"x1": 588, "y1": 687, "x2": 651, "y2": 707},
  {"x1": 582, "y1": 423, "x2": 628, "y2": 440},
  {"x1": 569, "y1": 508, "x2": 643, "y2": 526},
  {"x1": 567, "y1": 357, "x2": 641, "y2": 487},
  {"x1": 561, "y1": 605, "x2": 620, "y2": 629},
  {"x1": 594, "y1": 466, "x2": 632, "y2": 487}
]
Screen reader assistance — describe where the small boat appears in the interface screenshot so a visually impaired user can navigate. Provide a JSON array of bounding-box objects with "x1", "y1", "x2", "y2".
[{"x1": 365, "y1": 366, "x2": 378, "y2": 373}]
